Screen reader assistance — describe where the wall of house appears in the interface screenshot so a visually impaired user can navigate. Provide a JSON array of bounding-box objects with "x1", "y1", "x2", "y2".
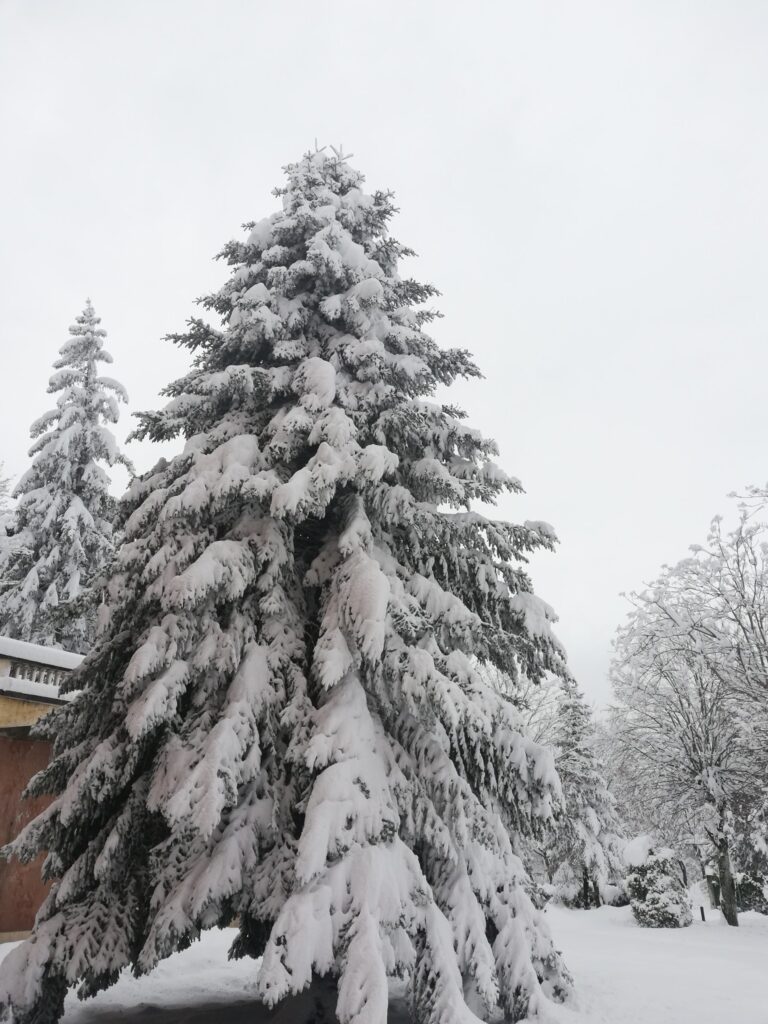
[
  {"x1": 0, "y1": 691, "x2": 53, "y2": 729},
  {"x1": 0, "y1": 725, "x2": 54, "y2": 935},
  {"x1": 0, "y1": 643, "x2": 75, "y2": 938}
]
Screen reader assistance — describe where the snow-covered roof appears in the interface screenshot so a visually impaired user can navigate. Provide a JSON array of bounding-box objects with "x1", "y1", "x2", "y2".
[
  {"x1": 0, "y1": 675, "x2": 74, "y2": 704},
  {"x1": 0, "y1": 635, "x2": 83, "y2": 671}
]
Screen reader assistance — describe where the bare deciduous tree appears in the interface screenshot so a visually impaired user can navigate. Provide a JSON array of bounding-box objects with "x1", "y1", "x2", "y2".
[{"x1": 608, "y1": 511, "x2": 768, "y2": 927}]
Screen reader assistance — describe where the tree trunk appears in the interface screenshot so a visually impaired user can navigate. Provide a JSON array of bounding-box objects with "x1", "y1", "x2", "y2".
[
  {"x1": 582, "y1": 867, "x2": 591, "y2": 908},
  {"x1": 677, "y1": 858, "x2": 688, "y2": 887},
  {"x1": 591, "y1": 879, "x2": 602, "y2": 907},
  {"x1": 717, "y1": 835, "x2": 739, "y2": 927},
  {"x1": 541, "y1": 849, "x2": 554, "y2": 884}
]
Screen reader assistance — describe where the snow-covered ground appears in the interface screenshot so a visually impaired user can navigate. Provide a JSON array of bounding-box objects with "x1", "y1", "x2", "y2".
[
  {"x1": 1, "y1": 905, "x2": 766, "y2": 1022},
  {"x1": 547, "y1": 904, "x2": 768, "y2": 1024},
  {"x1": 0, "y1": 930, "x2": 409, "y2": 1023}
]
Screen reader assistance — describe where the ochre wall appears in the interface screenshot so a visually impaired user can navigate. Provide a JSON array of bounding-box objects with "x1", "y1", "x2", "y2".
[
  {"x1": 0, "y1": 734, "x2": 54, "y2": 933},
  {"x1": 0, "y1": 692, "x2": 53, "y2": 729}
]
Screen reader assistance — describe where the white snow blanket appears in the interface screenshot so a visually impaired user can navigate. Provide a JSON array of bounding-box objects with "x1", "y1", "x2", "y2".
[
  {"x1": 547, "y1": 904, "x2": 768, "y2": 1024},
  {"x1": 2, "y1": 906, "x2": 765, "y2": 1023}
]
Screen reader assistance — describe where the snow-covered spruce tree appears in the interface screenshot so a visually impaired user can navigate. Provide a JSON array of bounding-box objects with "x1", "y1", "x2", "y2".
[
  {"x1": 0, "y1": 151, "x2": 572, "y2": 1024},
  {"x1": 625, "y1": 846, "x2": 692, "y2": 929},
  {"x1": 0, "y1": 462, "x2": 10, "y2": 513},
  {"x1": 0, "y1": 302, "x2": 128, "y2": 654},
  {"x1": 543, "y1": 682, "x2": 624, "y2": 907},
  {"x1": 0, "y1": 462, "x2": 12, "y2": 537}
]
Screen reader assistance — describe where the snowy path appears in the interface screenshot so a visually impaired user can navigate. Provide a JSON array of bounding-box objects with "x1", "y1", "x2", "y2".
[
  {"x1": 1, "y1": 906, "x2": 766, "y2": 1022},
  {"x1": 546, "y1": 904, "x2": 768, "y2": 1024}
]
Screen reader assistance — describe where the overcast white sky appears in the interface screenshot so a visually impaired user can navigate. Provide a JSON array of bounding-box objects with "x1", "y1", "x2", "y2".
[{"x1": 1, "y1": 1, "x2": 767, "y2": 704}]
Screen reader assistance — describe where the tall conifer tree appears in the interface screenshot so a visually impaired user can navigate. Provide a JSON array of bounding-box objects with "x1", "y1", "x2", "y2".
[
  {"x1": 0, "y1": 302, "x2": 128, "y2": 653},
  {"x1": 0, "y1": 463, "x2": 10, "y2": 513},
  {"x1": 0, "y1": 151, "x2": 572, "y2": 1024},
  {"x1": 0, "y1": 463, "x2": 11, "y2": 534},
  {"x1": 547, "y1": 682, "x2": 624, "y2": 906}
]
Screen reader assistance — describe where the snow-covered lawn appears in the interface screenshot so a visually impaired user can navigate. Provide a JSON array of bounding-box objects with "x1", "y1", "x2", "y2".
[
  {"x1": 547, "y1": 904, "x2": 768, "y2": 1024},
  {"x1": 1, "y1": 905, "x2": 766, "y2": 1022}
]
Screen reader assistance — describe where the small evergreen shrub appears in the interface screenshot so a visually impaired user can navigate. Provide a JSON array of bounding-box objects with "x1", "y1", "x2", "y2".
[
  {"x1": 626, "y1": 848, "x2": 692, "y2": 928},
  {"x1": 736, "y1": 872, "x2": 768, "y2": 914}
]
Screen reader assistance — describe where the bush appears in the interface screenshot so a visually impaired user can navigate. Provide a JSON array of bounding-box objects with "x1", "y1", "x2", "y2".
[
  {"x1": 736, "y1": 872, "x2": 768, "y2": 914},
  {"x1": 601, "y1": 881, "x2": 629, "y2": 907},
  {"x1": 626, "y1": 848, "x2": 692, "y2": 928}
]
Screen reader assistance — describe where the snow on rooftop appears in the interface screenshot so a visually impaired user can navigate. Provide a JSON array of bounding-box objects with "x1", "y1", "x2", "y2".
[
  {"x1": 0, "y1": 675, "x2": 74, "y2": 704},
  {"x1": 0, "y1": 635, "x2": 83, "y2": 671}
]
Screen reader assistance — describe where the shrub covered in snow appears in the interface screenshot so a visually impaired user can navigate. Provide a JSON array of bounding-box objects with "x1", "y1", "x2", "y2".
[
  {"x1": 731, "y1": 811, "x2": 768, "y2": 915},
  {"x1": 625, "y1": 845, "x2": 692, "y2": 928},
  {"x1": 0, "y1": 151, "x2": 573, "y2": 1024},
  {"x1": 736, "y1": 872, "x2": 768, "y2": 915},
  {"x1": 599, "y1": 881, "x2": 629, "y2": 907}
]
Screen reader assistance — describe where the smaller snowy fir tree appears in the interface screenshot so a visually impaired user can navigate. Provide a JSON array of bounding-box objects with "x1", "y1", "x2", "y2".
[
  {"x1": 545, "y1": 681, "x2": 624, "y2": 907},
  {"x1": 0, "y1": 462, "x2": 12, "y2": 535},
  {"x1": 0, "y1": 462, "x2": 10, "y2": 509},
  {"x1": 625, "y1": 838, "x2": 692, "y2": 928},
  {"x1": 0, "y1": 302, "x2": 129, "y2": 653},
  {"x1": 0, "y1": 150, "x2": 572, "y2": 1024}
]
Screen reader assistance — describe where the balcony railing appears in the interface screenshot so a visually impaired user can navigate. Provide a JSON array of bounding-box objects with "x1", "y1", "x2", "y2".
[{"x1": 0, "y1": 635, "x2": 83, "y2": 704}]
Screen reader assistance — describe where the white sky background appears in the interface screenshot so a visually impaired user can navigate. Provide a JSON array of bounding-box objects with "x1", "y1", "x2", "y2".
[{"x1": 1, "y1": 1, "x2": 767, "y2": 705}]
